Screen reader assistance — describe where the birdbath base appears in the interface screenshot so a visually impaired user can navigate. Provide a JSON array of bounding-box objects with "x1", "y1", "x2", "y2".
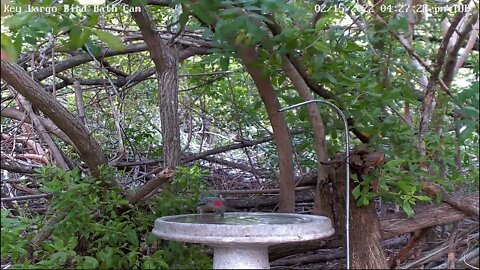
[{"x1": 213, "y1": 245, "x2": 269, "y2": 269}]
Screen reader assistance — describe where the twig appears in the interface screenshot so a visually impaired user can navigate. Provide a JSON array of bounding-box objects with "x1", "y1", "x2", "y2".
[
  {"x1": 1, "y1": 193, "x2": 51, "y2": 202},
  {"x1": 399, "y1": 232, "x2": 479, "y2": 269},
  {"x1": 432, "y1": 247, "x2": 479, "y2": 269},
  {"x1": 447, "y1": 221, "x2": 460, "y2": 269},
  {"x1": 0, "y1": 160, "x2": 37, "y2": 174},
  {"x1": 214, "y1": 185, "x2": 315, "y2": 195},
  {"x1": 389, "y1": 227, "x2": 429, "y2": 269}
]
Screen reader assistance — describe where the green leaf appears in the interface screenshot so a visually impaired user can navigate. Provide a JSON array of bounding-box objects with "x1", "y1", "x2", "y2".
[
  {"x1": 87, "y1": 12, "x2": 100, "y2": 26},
  {"x1": 91, "y1": 29, "x2": 124, "y2": 51},
  {"x1": 78, "y1": 28, "x2": 91, "y2": 48},
  {"x1": 325, "y1": 73, "x2": 338, "y2": 84},
  {"x1": 52, "y1": 237, "x2": 65, "y2": 251},
  {"x1": 3, "y1": 12, "x2": 33, "y2": 31},
  {"x1": 146, "y1": 233, "x2": 158, "y2": 245},
  {"x1": 68, "y1": 25, "x2": 83, "y2": 50},
  {"x1": 352, "y1": 185, "x2": 361, "y2": 199},
  {"x1": 357, "y1": 195, "x2": 369, "y2": 206},
  {"x1": 118, "y1": 199, "x2": 130, "y2": 205},
  {"x1": 248, "y1": 13, "x2": 274, "y2": 24},
  {"x1": 1, "y1": 34, "x2": 18, "y2": 61},
  {"x1": 401, "y1": 201, "x2": 415, "y2": 217},
  {"x1": 459, "y1": 125, "x2": 476, "y2": 143},
  {"x1": 191, "y1": 5, "x2": 215, "y2": 25},
  {"x1": 13, "y1": 32, "x2": 23, "y2": 58},
  {"x1": 83, "y1": 256, "x2": 99, "y2": 269},
  {"x1": 379, "y1": 178, "x2": 389, "y2": 192},
  {"x1": 126, "y1": 229, "x2": 139, "y2": 247},
  {"x1": 178, "y1": 10, "x2": 190, "y2": 26},
  {"x1": 459, "y1": 106, "x2": 479, "y2": 118},
  {"x1": 388, "y1": 17, "x2": 408, "y2": 32},
  {"x1": 219, "y1": 8, "x2": 242, "y2": 17},
  {"x1": 220, "y1": 57, "x2": 229, "y2": 70},
  {"x1": 397, "y1": 181, "x2": 412, "y2": 194},
  {"x1": 66, "y1": 236, "x2": 78, "y2": 250},
  {"x1": 158, "y1": 260, "x2": 169, "y2": 269},
  {"x1": 142, "y1": 258, "x2": 156, "y2": 269},
  {"x1": 31, "y1": 17, "x2": 51, "y2": 34},
  {"x1": 130, "y1": 0, "x2": 148, "y2": 6},
  {"x1": 412, "y1": 195, "x2": 431, "y2": 202},
  {"x1": 127, "y1": 250, "x2": 138, "y2": 266},
  {"x1": 384, "y1": 159, "x2": 406, "y2": 167}
]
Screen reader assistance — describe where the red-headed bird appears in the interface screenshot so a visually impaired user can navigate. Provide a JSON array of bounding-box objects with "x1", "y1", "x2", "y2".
[{"x1": 196, "y1": 193, "x2": 226, "y2": 216}]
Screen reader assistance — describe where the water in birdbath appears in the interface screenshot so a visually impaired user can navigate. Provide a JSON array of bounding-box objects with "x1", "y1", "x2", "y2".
[{"x1": 164, "y1": 212, "x2": 311, "y2": 225}]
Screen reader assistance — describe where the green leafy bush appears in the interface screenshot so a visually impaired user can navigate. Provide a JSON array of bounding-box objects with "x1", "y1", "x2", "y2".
[
  {"x1": 4, "y1": 165, "x2": 211, "y2": 269},
  {"x1": 1, "y1": 209, "x2": 31, "y2": 264}
]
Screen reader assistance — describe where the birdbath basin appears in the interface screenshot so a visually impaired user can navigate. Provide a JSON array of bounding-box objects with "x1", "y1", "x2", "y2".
[{"x1": 153, "y1": 212, "x2": 334, "y2": 269}]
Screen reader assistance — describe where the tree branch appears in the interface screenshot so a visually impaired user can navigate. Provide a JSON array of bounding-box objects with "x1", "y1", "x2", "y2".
[{"x1": 1, "y1": 61, "x2": 107, "y2": 177}]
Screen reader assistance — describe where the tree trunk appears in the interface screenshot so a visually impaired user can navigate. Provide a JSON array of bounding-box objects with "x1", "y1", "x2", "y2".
[
  {"x1": 131, "y1": 7, "x2": 181, "y2": 168},
  {"x1": 158, "y1": 51, "x2": 181, "y2": 167},
  {"x1": 332, "y1": 161, "x2": 388, "y2": 269},
  {"x1": 237, "y1": 45, "x2": 296, "y2": 212},
  {"x1": 349, "y1": 197, "x2": 389, "y2": 269},
  {"x1": 281, "y1": 57, "x2": 330, "y2": 216}
]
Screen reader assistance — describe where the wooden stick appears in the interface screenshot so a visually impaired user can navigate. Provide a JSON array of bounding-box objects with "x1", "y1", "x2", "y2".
[
  {"x1": 215, "y1": 185, "x2": 315, "y2": 195},
  {"x1": 1, "y1": 194, "x2": 51, "y2": 202},
  {"x1": 126, "y1": 168, "x2": 176, "y2": 204}
]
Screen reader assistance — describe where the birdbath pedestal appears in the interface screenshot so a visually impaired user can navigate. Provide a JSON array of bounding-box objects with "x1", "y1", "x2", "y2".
[{"x1": 152, "y1": 212, "x2": 334, "y2": 269}]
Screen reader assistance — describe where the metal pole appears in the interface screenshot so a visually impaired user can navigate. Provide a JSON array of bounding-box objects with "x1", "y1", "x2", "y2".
[{"x1": 279, "y1": 99, "x2": 350, "y2": 269}]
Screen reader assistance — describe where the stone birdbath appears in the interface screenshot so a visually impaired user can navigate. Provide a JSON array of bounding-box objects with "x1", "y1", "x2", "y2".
[{"x1": 152, "y1": 212, "x2": 334, "y2": 269}]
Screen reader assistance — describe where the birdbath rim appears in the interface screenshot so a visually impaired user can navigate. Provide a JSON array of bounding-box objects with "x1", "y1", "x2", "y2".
[{"x1": 153, "y1": 212, "x2": 334, "y2": 246}]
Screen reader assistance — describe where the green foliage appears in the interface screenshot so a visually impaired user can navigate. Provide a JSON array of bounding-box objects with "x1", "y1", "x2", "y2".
[
  {"x1": 1, "y1": 1, "x2": 124, "y2": 58},
  {"x1": 1, "y1": 210, "x2": 31, "y2": 263},
  {"x1": 3, "y1": 166, "x2": 211, "y2": 269},
  {"x1": 150, "y1": 166, "x2": 209, "y2": 217},
  {"x1": 1, "y1": 34, "x2": 20, "y2": 61},
  {"x1": 91, "y1": 29, "x2": 125, "y2": 52},
  {"x1": 453, "y1": 82, "x2": 479, "y2": 143}
]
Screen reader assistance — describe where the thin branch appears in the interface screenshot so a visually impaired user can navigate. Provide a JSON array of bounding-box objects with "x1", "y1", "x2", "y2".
[
  {"x1": 126, "y1": 167, "x2": 175, "y2": 204},
  {"x1": 1, "y1": 193, "x2": 51, "y2": 202},
  {"x1": 215, "y1": 185, "x2": 315, "y2": 195},
  {"x1": 417, "y1": 11, "x2": 466, "y2": 165}
]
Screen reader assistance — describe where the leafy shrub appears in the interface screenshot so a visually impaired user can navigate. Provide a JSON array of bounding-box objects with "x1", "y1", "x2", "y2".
[
  {"x1": 4, "y1": 165, "x2": 212, "y2": 269},
  {"x1": 1, "y1": 209, "x2": 31, "y2": 264}
]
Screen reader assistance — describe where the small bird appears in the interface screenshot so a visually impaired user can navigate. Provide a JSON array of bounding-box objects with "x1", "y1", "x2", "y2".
[{"x1": 196, "y1": 193, "x2": 226, "y2": 216}]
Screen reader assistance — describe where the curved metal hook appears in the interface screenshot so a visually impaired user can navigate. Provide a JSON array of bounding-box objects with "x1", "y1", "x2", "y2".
[{"x1": 279, "y1": 99, "x2": 350, "y2": 269}]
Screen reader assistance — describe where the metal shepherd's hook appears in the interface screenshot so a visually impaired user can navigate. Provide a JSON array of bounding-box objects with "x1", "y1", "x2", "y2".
[{"x1": 279, "y1": 99, "x2": 350, "y2": 269}]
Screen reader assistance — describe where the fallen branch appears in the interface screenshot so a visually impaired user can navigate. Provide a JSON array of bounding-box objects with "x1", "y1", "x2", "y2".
[
  {"x1": 9, "y1": 183, "x2": 41, "y2": 195},
  {"x1": 269, "y1": 199, "x2": 473, "y2": 260},
  {"x1": 226, "y1": 189, "x2": 314, "y2": 209},
  {"x1": 422, "y1": 181, "x2": 479, "y2": 216},
  {"x1": 26, "y1": 211, "x2": 66, "y2": 260},
  {"x1": 432, "y1": 247, "x2": 479, "y2": 269},
  {"x1": 0, "y1": 160, "x2": 37, "y2": 174},
  {"x1": 216, "y1": 185, "x2": 315, "y2": 195},
  {"x1": 127, "y1": 168, "x2": 176, "y2": 204},
  {"x1": 1, "y1": 193, "x2": 51, "y2": 202},
  {"x1": 398, "y1": 231, "x2": 479, "y2": 269},
  {"x1": 14, "y1": 153, "x2": 49, "y2": 165},
  {"x1": 379, "y1": 201, "x2": 468, "y2": 239},
  {"x1": 270, "y1": 249, "x2": 344, "y2": 266},
  {"x1": 388, "y1": 227, "x2": 429, "y2": 269},
  {"x1": 201, "y1": 155, "x2": 270, "y2": 178}
]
